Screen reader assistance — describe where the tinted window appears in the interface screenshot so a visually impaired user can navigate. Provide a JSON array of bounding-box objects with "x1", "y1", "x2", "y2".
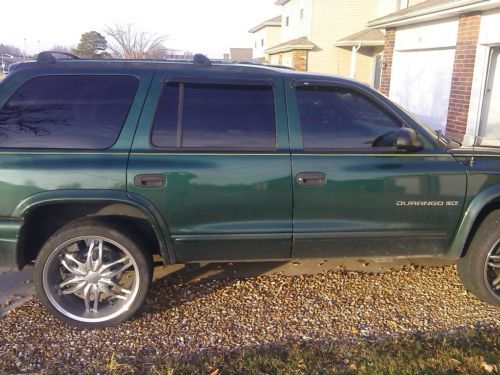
[
  {"x1": 152, "y1": 82, "x2": 276, "y2": 150},
  {"x1": 296, "y1": 86, "x2": 401, "y2": 150},
  {"x1": 0, "y1": 75, "x2": 139, "y2": 149},
  {"x1": 151, "y1": 83, "x2": 179, "y2": 148}
]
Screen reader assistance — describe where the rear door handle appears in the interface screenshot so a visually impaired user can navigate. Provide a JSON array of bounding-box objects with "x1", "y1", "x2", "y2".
[
  {"x1": 296, "y1": 172, "x2": 327, "y2": 186},
  {"x1": 134, "y1": 174, "x2": 166, "y2": 188}
]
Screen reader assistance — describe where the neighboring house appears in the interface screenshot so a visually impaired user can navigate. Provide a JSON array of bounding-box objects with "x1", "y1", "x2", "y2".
[
  {"x1": 248, "y1": 16, "x2": 282, "y2": 61},
  {"x1": 369, "y1": 0, "x2": 500, "y2": 145},
  {"x1": 228, "y1": 48, "x2": 253, "y2": 60},
  {"x1": 249, "y1": 0, "x2": 385, "y2": 86}
]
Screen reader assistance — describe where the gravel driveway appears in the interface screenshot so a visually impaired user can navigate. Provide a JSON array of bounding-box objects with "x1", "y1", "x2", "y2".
[{"x1": 0, "y1": 263, "x2": 498, "y2": 373}]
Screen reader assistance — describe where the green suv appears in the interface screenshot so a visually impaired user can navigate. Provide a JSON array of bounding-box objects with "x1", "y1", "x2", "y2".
[{"x1": 0, "y1": 51, "x2": 498, "y2": 328}]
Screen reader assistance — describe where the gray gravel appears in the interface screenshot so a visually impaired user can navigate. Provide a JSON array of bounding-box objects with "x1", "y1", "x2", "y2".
[{"x1": 0, "y1": 265, "x2": 499, "y2": 373}]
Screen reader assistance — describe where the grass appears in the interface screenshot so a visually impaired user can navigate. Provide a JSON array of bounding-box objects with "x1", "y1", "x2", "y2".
[{"x1": 95, "y1": 327, "x2": 500, "y2": 375}]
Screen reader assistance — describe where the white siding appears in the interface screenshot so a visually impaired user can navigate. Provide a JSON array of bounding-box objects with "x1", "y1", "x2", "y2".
[
  {"x1": 309, "y1": 0, "x2": 378, "y2": 76},
  {"x1": 376, "y1": 0, "x2": 398, "y2": 18},
  {"x1": 280, "y1": 0, "x2": 313, "y2": 41},
  {"x1": 394, "y1": 18, "x2": 459, "y2": 50},
  {"x1": 252, "y1": 26, "x2": 282, "y2": 59}
]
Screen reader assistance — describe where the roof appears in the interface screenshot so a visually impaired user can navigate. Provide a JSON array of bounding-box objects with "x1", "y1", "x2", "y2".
[
  {"x1": 248, "y1": 15, "x2": 282, "y2": 33},
  {"x1": 265, "y1": 36, "x2": 314, "y2": 54},
  {"x1": 333, "y1": 28, "x2": 385, "y2": 47},
  {"x1": 229, "y1": 48, "x2": 253, "y2": 60},
  {"x1": 368, "y1": 0, "x2": 498, "y2": 28}
]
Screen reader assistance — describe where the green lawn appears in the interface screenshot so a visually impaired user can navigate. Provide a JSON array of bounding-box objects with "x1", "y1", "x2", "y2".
[{"x1": 102, "y1": 327, "x2": 499, "y2": 374}]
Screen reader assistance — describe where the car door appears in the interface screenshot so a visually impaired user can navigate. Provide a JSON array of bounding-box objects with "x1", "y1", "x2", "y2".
[
  {"x1": 286, "y1": 78, "x2": 467, "y2": 258},
  {"x1": 127, "y1": 70, "x2": 293, "y2": 262}
]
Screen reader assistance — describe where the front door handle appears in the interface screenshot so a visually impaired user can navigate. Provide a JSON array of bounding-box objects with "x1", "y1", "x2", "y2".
[
  {"x1": 134, "y1": 174, "x2": 166, "y2": 188},
  {"x1": 296, "y1": 172, "x2": 327, "y2": 186}
]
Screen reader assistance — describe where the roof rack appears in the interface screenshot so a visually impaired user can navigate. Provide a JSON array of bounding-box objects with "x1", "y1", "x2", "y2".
[
  {"x1": 34, "y1": 51, "x2": 294, "y2": 70},
  {"x1": 37, "y1": 51, "x2": 79, "y2": 64}
]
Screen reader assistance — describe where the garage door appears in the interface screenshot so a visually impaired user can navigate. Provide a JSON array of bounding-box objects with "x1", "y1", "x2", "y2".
[{"x1": 390, "y1": 48, "x2": 455, "y2": 132}]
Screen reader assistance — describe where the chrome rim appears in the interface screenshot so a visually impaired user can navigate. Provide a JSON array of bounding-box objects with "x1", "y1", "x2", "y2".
[
  {"x1": 42, "y1": 236, "x2": 140, "y2": 323},
  {"x1": 485, "y1": 239, "x2": 500, "y2": 300}
]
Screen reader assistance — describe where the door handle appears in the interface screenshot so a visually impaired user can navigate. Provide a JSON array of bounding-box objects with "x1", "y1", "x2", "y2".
[
  {"x1": 134, "y1": 174, "x2": 166, "y2": 188},
  {"x1": 296, "y1": 172, "x2": 327, "y2": 186}
]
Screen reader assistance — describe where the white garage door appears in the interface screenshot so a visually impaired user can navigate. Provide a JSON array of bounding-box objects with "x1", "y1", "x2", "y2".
[{"x1": 390, "y1": 48, "x2": 455, "y2": 132}]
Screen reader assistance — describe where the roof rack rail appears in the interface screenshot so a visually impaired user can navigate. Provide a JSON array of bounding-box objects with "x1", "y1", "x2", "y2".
[{"x1": 37, "y1": 51, "x2": 80, "y2": 64}]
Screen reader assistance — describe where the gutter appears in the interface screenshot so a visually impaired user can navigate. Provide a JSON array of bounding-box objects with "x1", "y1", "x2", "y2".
[
  {"x1": 333, "y1": 40, "x2": 385, "y2": 47},
  {"x1": 265, "y1": 44, "x2": 314, "y2": 54},
  {"x1": 367, "y1": 0, "x2": 493, "y2": 28}
]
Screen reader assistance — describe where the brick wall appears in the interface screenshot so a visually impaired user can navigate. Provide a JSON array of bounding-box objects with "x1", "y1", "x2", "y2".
[
  {"x1": 292, "y1": 50, "x2": 308, "y2": 71},
  {"x1": 445, "y1": 12, "x2": 482, "y2": 141},
  {"x1": 379, "y1": 28, "x2": 395, "y2": 96}
]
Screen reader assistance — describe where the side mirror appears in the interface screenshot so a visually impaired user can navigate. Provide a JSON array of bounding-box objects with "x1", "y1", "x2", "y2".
[{"x1": 396, "y1": 127, "x2": 423, "y2": 152}]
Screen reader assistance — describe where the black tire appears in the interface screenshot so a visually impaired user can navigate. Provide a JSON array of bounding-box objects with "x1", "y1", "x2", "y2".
[
  {"x1": 33, "y1": 219, "x2": 153, "y2": 328},
  {"x1": 458, "y1": 210, "x2": 500, "y2": 307}
]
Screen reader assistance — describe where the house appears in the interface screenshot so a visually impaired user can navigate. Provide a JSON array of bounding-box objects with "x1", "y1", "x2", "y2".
[
  {"x1": 228, "y1": 48, "x2": 254, "y2": 60},
  {"x1": 249, "y1": 0, "x2": 385, "y2": 86},
  {"x1": 248, "y1": 16, "x2": 282, "y2": 61},
  {"x1": 369, "y1": 0, "x2": 500, "y2": 145}
]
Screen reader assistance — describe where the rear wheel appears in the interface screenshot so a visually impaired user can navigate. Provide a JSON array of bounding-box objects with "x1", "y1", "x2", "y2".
[
  {"x1": 458, "y1": 210, "x2": 500, "y2": 307},
  {"x1": 34, "y1": 220, "x2": 153, "y2": 328}
]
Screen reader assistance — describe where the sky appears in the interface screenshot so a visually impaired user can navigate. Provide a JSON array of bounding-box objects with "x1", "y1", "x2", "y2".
[{"x1": 0, "y1": 0, "x2": 280, "y2": 58}]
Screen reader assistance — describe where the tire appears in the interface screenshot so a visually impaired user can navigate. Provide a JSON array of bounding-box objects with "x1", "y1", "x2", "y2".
[
  {"x1": 33, "y1": 220, "x2": 153, "y2": 328},
  {"x1": 458, "y1": 210, "x2": 500, "y2": 307}
]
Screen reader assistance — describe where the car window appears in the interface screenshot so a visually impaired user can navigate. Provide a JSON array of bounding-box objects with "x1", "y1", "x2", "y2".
[
  {"x1": 152, "y1": 82, "x2": 276, "y2": 150},
  {"x1": 296, "y1": 86, "x2": 401, "y2": 150},
  {"x1": 0, "y1": 75, "x2": 139, "y2": 149}
]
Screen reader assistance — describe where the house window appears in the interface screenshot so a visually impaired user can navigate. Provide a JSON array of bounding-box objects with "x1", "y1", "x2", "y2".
[
  {"x1": 397, "y1": 0, "x2": 409, "y2": 10},
  {"x1": 286, "y1": 16, "x2": 289, "y2": 27},
  {"x1": 300, "y1": 9, "x2": 304, "y2": 20}
]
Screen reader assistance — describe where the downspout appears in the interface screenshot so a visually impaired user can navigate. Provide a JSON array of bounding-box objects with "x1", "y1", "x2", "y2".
[{"x1": 350, "y1": 42, "x2": 362, "y2": 79}]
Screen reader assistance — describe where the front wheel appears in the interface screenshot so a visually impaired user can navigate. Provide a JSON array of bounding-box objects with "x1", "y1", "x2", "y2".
[
  {"x1": 458, "y1": 210, "x2": 500, "y2": 307},
  {"x1": 34, "y1": 220, "x2": 153, "y2": 328}
]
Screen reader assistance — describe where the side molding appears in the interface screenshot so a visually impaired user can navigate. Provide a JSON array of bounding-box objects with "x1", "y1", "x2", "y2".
[
  {"x1": 447, "y1": 185, "x2": 500, "y2": 258},
  {"x1": 12, "y1": 189, "x2": 176, "y2": 264}
]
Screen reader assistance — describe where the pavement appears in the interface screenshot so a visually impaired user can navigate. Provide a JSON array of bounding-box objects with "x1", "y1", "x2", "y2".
[{"x1": 0, "y1": 256, "x2": 453, "y2": 318}]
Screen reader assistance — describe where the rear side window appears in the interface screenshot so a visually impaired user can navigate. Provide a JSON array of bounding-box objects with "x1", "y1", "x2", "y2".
[
  {"x1": 152, "y1": 82, "x2": 276, "y2": 150},
  {"x1": 296, "y1": 86, "x2": 401, "y2": 150},
  {"x1": 0, "y1": 75, "x2": 139, "y2": 149}
]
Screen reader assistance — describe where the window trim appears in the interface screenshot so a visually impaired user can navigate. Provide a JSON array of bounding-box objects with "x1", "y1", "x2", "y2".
[
  {"x1": 295, "y1": 82, "x2": 404, "y2": 152},
  {"x1": 150, "y1": 77, "x2": 279, "y2": 152},
  {"x1": 0, "y1": 73, "x2": 140, "y2": 151},
  {"x1": 293, "y1": 79, "x2": 438, "y2": 153}
]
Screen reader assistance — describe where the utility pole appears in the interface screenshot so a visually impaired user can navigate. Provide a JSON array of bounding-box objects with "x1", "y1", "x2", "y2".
[{"x1": 23, "y1": 38, "x2": 27, "y2": 60}]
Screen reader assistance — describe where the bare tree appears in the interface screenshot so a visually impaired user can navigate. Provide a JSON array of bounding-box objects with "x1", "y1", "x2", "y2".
[{"x1": 104, "y1": 23, "x2": 167, "y2": 59}]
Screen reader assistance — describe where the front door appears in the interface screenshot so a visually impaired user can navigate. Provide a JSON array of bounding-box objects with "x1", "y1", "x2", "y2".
[
  {"x1": 286, "y1": 79, "x2": 466, "y2": 258},
  {"x1": 480, "y1": 48, "x2": 500, "y2": 141},
  {"x1": 128, "y1": 71, "x2": 292, "y2": 262}
]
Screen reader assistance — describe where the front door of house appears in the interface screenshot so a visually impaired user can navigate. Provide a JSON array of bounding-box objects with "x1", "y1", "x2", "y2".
[{"x1": 480, "y1": 48, "x2": 500, "y2": 140}]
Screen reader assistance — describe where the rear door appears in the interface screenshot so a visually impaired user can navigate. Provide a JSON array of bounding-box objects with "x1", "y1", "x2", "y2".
[
  {"x1": 286, "y1": 79, "x2": 467, "y2": 258},
  {"x1": 127, "y1": 70, "x2": 293, "y2": 262}
]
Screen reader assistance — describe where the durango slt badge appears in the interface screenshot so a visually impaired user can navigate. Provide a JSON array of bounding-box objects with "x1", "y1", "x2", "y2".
[{"x1": 396, "y1": 201, "x2": 460, "y2": 206}]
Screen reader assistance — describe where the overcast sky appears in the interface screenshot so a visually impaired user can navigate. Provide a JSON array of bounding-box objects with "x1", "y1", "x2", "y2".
[{"x1": 0, "y1": 0, "x2": 280, "y2": 57}]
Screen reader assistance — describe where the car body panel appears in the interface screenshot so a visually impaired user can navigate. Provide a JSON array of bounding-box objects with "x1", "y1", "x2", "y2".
[{"x1": 127, "y1": 69, "x2": 293, "y2": 262}]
